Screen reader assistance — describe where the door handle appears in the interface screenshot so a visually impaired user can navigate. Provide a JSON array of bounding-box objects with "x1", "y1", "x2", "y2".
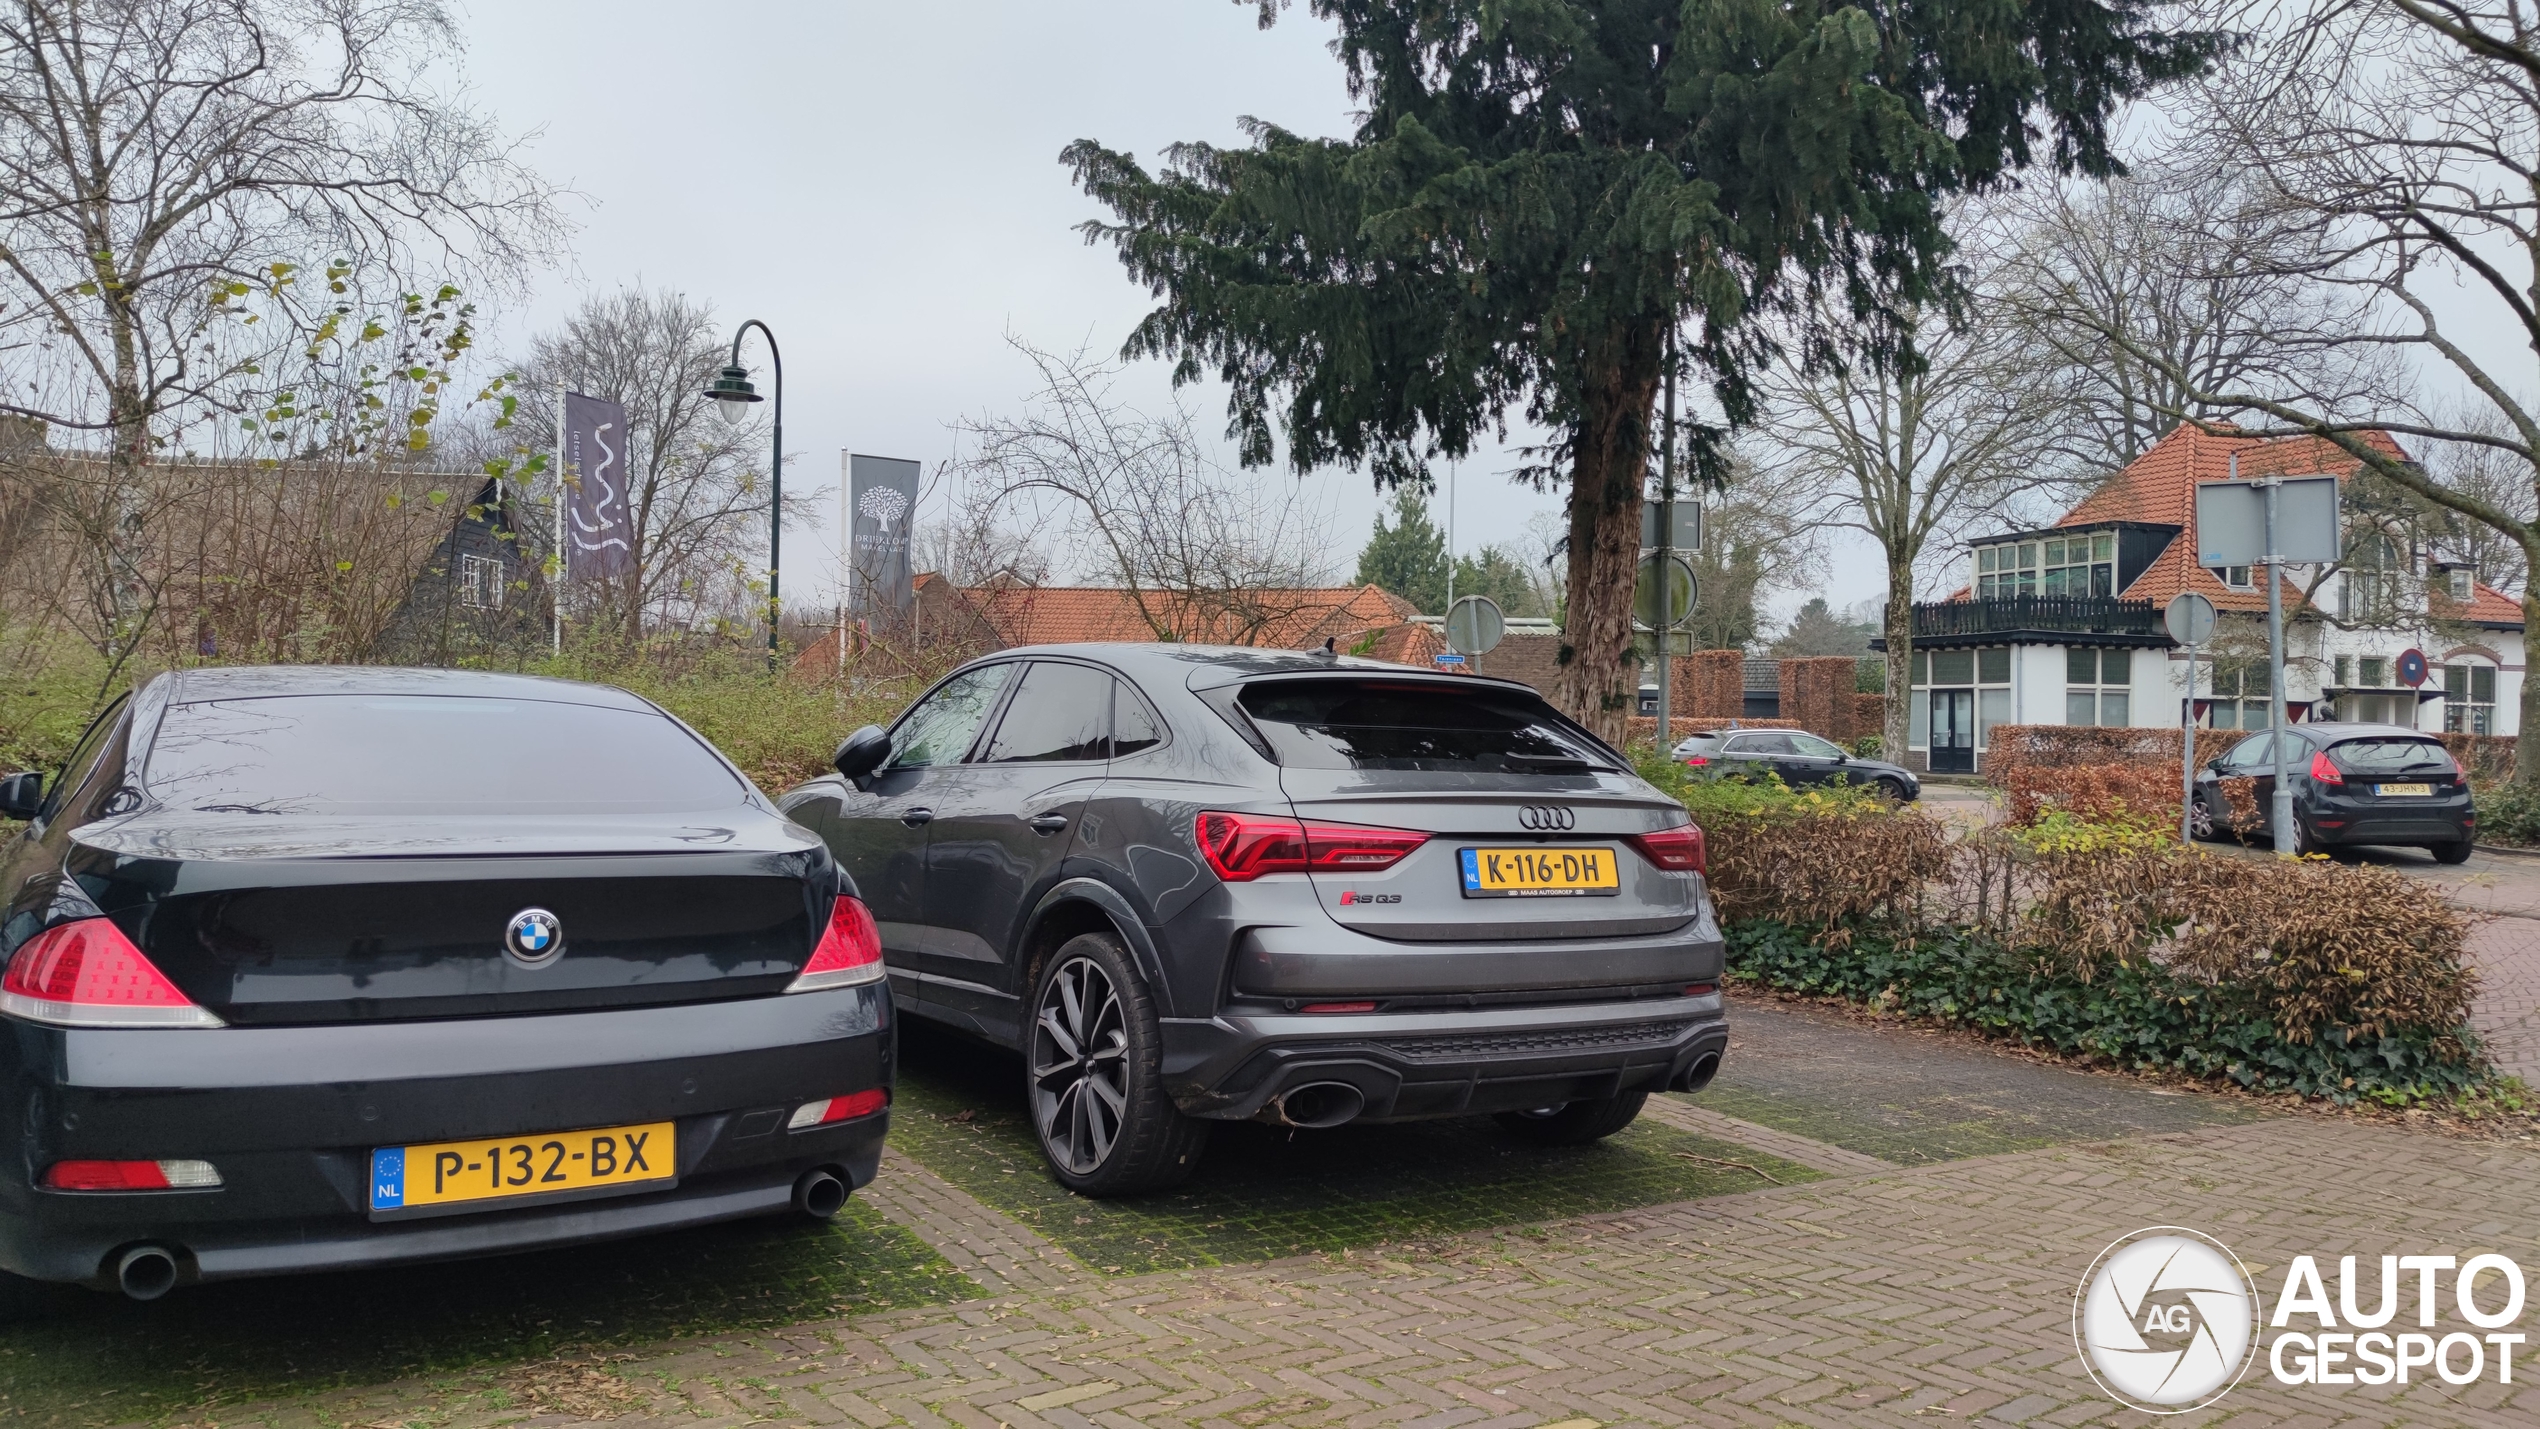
[
  {"x1": 900, "y1": 807, "x2": 935, "y2": 827},
  {"x1": 1028, "y1": 813, "x2": 1070, "y2": 835}
]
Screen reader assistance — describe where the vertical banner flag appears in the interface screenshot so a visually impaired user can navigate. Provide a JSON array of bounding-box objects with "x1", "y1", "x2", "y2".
[
  {"x1": 563, "y1": 392, "x2": 633, "y2": 581},
  {"x1": 848, "y1": 453, "x2": 919, "y2": 621}
]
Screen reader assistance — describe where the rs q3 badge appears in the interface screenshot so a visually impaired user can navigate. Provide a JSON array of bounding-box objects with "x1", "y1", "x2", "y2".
[{"x1": 504, "y1": 907, "x2": 564, "y2": 966}]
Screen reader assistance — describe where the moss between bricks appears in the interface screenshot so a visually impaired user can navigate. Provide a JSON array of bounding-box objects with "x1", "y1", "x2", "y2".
[
  {"x1": 889, "y1": 1040, "x2": 1819, "y2": 1274},
  {"x1": 0, "y1": 1201, "x2": 974, "y2": 1428}
]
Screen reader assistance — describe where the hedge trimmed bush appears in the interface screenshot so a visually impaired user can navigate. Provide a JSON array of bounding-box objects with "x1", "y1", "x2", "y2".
[{"x1": 1636, "y1": 746, "x2": 2495, "y2": 1104}]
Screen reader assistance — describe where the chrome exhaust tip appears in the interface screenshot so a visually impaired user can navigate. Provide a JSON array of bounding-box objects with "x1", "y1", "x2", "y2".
[
  {"x1": 791, "y1": 1167, "x2": 850, "y2": 1220},
  {"x1": 114, "y1": 1244, "x2": 179, "y2": 1302},
  {"x1": 1272, "y1": 1082, "x2": 1365, "y2": 1129}
]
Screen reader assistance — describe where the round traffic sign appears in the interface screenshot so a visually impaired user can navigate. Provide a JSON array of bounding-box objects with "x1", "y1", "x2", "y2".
[
  {"x1": 2163, "y1": 592, "x2": 2217, "y2": 646},
  {"x1": 1445, "y1": 594, "x2": 1505, "y2": 655},
  {"x1": 2397, "y1": 648, "x2": 2429, "y2": 688},
  {"x1": 1633, "y1": 552, "x2": 1698, "y2": 631}
]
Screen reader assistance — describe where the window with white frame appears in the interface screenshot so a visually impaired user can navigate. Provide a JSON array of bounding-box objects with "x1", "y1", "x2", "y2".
[
  {"x1": 2065, "y1": 647, "x2": 2131, "y2": 726},
  {"x1": 2342, "y1": 531, "x2": 2405, "y2": 623},
  {"x1": 2206, "y1": 660, "x2": 2271, "y2": 730},
  {"x1": 460, "y1": 553, "x2": 502, "y2": 610},
  {"x1": 2445, "y1": 662, "x2": 2497, "y2": 734},
  {"x1": 1978, "y1": 533, "x2": 2112, "y2": 599},
  {"x1": 1975, "y1": 543, "x2": 2037, "y2": 598},
  {"x1": 1907, "y1": 648, "x2": 2013, "y2": 749},
  {"x1": 2209, "y1": 564, "x2": 2253, "y2": 589}
]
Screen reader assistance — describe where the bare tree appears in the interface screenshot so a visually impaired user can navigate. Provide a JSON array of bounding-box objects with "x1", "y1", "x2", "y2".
[
  {"x1": 912, "y1": 469, "x2": 1054, "y2": 587},
  {"x1": 948, "y1": 337, "x2": 1339, "y2": 645},
  {"x1": 1754, "y1": 282, "x2": 2075, "y2": 761},
  {"x1": 1994, "y1": 167, "x2": 2403, "y2": 481},
  {"x1": 507, "y1": 285, "x2": 773, "y2": 645},
  {"x1": 2040, "y1": 0, "x2": 2540, "y2": 776},
  {"x1": 0, "y1": 0, "x2": 558, "y2": 662}
]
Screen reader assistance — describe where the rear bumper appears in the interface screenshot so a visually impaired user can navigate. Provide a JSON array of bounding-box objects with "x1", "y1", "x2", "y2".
[
  {"x1": 2304, "y1": 790, "x2": 2473, "y2": 846},
  {"x1": 1161, "y1": 991, "x2": 1728, "y2": 1122},
  {"x1": 0, "y1": 984, "x2": 892, "y2": 1288}
]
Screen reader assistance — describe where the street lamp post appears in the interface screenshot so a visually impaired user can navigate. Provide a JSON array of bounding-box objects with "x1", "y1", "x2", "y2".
[{"x1": 704, "y1": 321, "x2": 782, "y2": 672}]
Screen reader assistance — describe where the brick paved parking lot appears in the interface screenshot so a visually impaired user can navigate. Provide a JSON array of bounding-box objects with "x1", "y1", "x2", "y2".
[{"x1": 151, "y1": 997, "x2": 2540, "y2": 1429}]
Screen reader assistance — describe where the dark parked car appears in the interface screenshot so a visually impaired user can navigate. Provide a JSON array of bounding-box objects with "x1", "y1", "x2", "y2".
[
  {"x1": 1670, "y1": 728, "x2": 1919, "y2": 801},
  {"x1": 0, "y1": 668, "x2": 891, "y2": 1313},
  {"x1": 779, "y1": 646, "x2": 1727, "y2": 1196},
  {"x1": 2191, "y1": 721, "x2": 2474, "y2": 862}
]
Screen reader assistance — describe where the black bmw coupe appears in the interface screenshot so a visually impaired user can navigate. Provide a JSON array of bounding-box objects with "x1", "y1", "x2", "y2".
[{"x1": 0, "y1": 667, "x2": 891, "y2": 1311}]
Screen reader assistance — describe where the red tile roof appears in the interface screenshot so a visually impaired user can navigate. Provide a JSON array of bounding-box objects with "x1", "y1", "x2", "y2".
[{"x1": 2048, "y1": 425, "x2": 2528, "y2": 625}]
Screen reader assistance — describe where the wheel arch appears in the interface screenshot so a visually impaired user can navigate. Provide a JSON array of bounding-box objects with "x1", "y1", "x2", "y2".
[{"x1": 1019, "y1": 878, "x2": 1170, "y2": 1008}]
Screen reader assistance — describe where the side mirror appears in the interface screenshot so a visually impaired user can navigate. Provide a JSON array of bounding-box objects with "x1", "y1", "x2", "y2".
[
  {"x1": 0, "y1": 771, "x2": 41, "y2": 820},
  {"x1": 832, "y1": 726, "x2": 892, "y2": 786}
]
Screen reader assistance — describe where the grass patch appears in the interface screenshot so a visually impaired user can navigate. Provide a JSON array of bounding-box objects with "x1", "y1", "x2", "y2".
[
  {"x1": 0, "y1": 1201, "x2": 974, "y2": 1427},
  {"x1": 891, "y1": 1026, "x2": 1817, "y2": 1274}
]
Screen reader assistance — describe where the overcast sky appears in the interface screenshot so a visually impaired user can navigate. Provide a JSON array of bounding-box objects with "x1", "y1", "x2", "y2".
[
  {"x1": 452, "y1": 1, "x2": 1598, "y2": 619},
  {"x1": 449, "y1": 3, "x2": 2527, "y2": 634}
]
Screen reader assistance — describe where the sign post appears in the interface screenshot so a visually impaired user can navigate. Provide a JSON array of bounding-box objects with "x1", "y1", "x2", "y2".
[
  {"x1": 2195, "y1": 459, "x2": 2340, "y2": 856},
  {"x1": 2165, "y1": 592, "x2": 2217, "y2": 845},
  {"x1": 1445, "y1": 594, "x2": 1505, "y2": 675}
]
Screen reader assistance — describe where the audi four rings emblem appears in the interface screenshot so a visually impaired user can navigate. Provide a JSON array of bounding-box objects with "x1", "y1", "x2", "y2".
[{"x1": 1517, "y1": 805, "x2": 1575, "y2": 831}]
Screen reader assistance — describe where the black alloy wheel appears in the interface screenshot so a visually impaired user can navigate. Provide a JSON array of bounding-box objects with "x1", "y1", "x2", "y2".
[
  {"x1": 1025, "y1": 931, "x2": 1208, "y2": 1196},
  {"x1": 1493, "y1": 1089, "x2": 1650, "y2": 1146}
]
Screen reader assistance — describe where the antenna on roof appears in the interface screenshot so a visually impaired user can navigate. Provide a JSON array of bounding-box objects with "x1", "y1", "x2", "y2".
[{"x1": 1319, "y1": 636, "x2": 1337, "y2": 658}]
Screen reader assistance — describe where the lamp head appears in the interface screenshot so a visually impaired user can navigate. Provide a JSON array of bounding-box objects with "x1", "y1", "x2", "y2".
[{"x1": 705, "y1": 364, "x2": 761, "y2": 426}]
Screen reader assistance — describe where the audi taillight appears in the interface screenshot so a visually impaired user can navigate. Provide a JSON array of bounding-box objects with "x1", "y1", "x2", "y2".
[
  {"x1": 1627, "y1": 824, "x2": 1707, "y2": 876},
  {"x1": 788, "y1": 896, "x2": 885, "y2": 992},
  {"x1": 2309, "y1": 751, "x2": 2345, "y2": 786},
  {"x1": 1682, "y1": 755, "x2": 1709, "y2": 767},
  {"x1": 1195, "y1": 811, "x2": 1428, "y2": 881},
  {"x1": 0, "y1": 918, "x2": 222, "y2": 1028}
]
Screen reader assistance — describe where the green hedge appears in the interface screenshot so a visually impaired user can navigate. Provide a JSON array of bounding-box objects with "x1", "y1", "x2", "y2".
[{"x1": 1727, "y1": 919, "x2": 2489, "y2": 1104}]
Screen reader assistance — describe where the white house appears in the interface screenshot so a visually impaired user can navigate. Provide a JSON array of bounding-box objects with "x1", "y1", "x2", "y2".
[{"x1": 1883, "y1": 425, "x2": 2524, "y2": 774}]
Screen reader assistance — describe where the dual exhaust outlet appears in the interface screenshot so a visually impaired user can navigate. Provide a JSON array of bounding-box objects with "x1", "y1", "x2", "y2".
[
  {"x1": 1265, "y1": 1050, "x2": 1720, "y2": 1130},
  {"x1": 102, "y1": 1167, "x2": 857, "y2": 1303}
]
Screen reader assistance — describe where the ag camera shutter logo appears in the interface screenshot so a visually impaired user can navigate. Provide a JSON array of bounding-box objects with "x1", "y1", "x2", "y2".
[{"x1": 2074, "y1": 1227, "x2": 2260, "y2": 1412}]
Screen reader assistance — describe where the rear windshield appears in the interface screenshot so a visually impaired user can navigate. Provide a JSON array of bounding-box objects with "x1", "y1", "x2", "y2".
[
  {"x1": 2328, "y1": 738, "x2": 2454, "y2": 775},
  {"x1": 1237, "y1": 680, "x2": 1618, "y2": 773},
  {"x1": 145, "y1": 696, "x2": 747, "y2": 815}
]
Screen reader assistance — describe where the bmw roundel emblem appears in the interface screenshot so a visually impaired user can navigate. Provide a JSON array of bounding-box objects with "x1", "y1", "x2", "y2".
[{"x1": 504, "y1": 907, "x2": 564, "y2": 966}]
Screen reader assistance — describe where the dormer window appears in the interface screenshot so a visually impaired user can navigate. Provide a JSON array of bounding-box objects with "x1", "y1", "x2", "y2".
[
  {"x1": 1977, "y1": 531, "x2": 2114, "y2": 599},
  {"x1": 2211, "y1": 565, "x2": 2253, "y2": 589},
  {"x1": 2449, "y1": 567, "x2": 2474, "y2": 601}
]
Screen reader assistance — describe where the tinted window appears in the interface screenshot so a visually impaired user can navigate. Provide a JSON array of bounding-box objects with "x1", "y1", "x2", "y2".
[
  {"x1": 1790, "y1": 733, "x2": 1847, "y2": 759},
  {"x1": 2225, "y1": 733, "x2": 2275, "y2": 769},
  {"x1": 1112, "y1": 681, "x2": 1164, "y2": 758},
  {"x1": 146, "y1": 696, "x2": 745, "y2": 815},
  {"x1": 1238, "y1": 680, "x2": 1615, "y2": 773},
  {"x1": 980, "y1": 663, "x2": 1113, "y2": 763},
  {"x1": 2329, "y1": 738, "x2": 2453, "y2": 774},
  {"x1": 891, "y1": 665, "x2": 1014, "y2": 769},
  {"x1": 44, "y1": 697, "x2": 132, "y2": 825},
  {"x1": 1726, "y1": 733, "x2": 1793, "y2": 755}
]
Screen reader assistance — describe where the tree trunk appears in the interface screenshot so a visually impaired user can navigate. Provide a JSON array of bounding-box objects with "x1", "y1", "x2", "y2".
[
  {"x1": 1883, "y1": 561, "x2": 1915, "y2": 764},
  {"x1": 2519, "y1": 583, "x2": 2540, "y2": 788},
  {"x1": 1552, "y1": 329, "x2": 1664, "y2": 744}
]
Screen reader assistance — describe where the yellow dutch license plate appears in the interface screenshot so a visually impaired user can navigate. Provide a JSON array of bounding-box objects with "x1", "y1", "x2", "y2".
[
  {"x1": 1459, "y1": 846, "x2": 1623, "y2": 898},
  {"x1": 2376, "y1": 783, "x2": 2434, "y2": 797},
  {"x1": 369, "y1": 1121, "x2": 673, "y2": 1213}
]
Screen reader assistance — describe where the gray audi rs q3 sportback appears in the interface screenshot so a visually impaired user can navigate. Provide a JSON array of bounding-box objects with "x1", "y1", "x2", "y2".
[
  {"x1": 780, "y1": 646, "x2": 1726, "y2": 1197},
  {"x1": 0, "y1": 668, "x2": 892, "y2": 1312}
]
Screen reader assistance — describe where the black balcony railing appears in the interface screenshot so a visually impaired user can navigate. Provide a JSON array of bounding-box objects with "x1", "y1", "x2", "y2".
[{"x1": 1911, "y1": 595, "x2": 2163, "y2": 641}]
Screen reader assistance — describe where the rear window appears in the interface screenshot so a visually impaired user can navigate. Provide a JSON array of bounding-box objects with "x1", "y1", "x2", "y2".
[
  {"x1": 145, "y1": 696, "x2": 747, "y2": 815},
  {"x1": 1237, "y1": 680, "x2": 1617, "y2": 773},
  {"x1": 2328, "y1": 737, "x2": 2454, "y2": 775}
]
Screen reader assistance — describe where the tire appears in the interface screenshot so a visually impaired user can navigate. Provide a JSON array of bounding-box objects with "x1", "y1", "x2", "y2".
[
  {"x1": 1493, "y1": 1089, "x2": 1649, "y2": 1147},
  {"x1": 2291, "y1": 815, "x2": 2322, "y2": 858},
  {"x1": 2188, "y1": 793, "x2": 2222, "y2": 842},
  {"x1": 2433, "y1": 839, "x2": 2474, "y2": 865},
  {"x1": 1873, "y1": 776, "x2": 1910, "y2": 803},
  {"x1": 1025, "y1": 931, "x2": 1209, "y2": 1197}
]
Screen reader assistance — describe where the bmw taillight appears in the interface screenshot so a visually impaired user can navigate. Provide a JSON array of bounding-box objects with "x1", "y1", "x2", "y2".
[
  {"x1": 42, "y1": 1159, "x2": 222, "y2": 1191},
  {"x1": 1195, "y1": 812, "x2": 1428, "y2": 881},
  {"x1": 2309, "y1": 751, "x2": 2345, "y2": 786},
  {"x1": 1627, "y1": 824, "x2": 1707, "y2": 876},
  {"x1": 0, "y1": 918, "x2": 223, "y2": 1028},
  {"x1": 788, "y1": 896, "x2": 885, "y2": 992}
]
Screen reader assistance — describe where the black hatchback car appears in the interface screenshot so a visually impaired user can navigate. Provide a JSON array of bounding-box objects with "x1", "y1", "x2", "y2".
[
  {"x1": 780, "y1": 646, "x2": 1727, "y2": 1197},
  {"x1": 2191, "y1": 721, "x2": 2475, "y2": 861},
  {"x1": 0, "y1": 668, "x2": 891, "y2": 1312}
]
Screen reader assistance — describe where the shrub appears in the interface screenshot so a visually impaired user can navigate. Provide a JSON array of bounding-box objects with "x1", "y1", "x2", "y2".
[
  {"x1": 2476, "y1": 779, "x2": 2540, "y2": 846},
  {"x1": 1997, "y1": 758, "x2": 2184, "y2": 827},
  {"x1": 1851, "y1": 734, "x2": 1883, "y2": 759}
]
